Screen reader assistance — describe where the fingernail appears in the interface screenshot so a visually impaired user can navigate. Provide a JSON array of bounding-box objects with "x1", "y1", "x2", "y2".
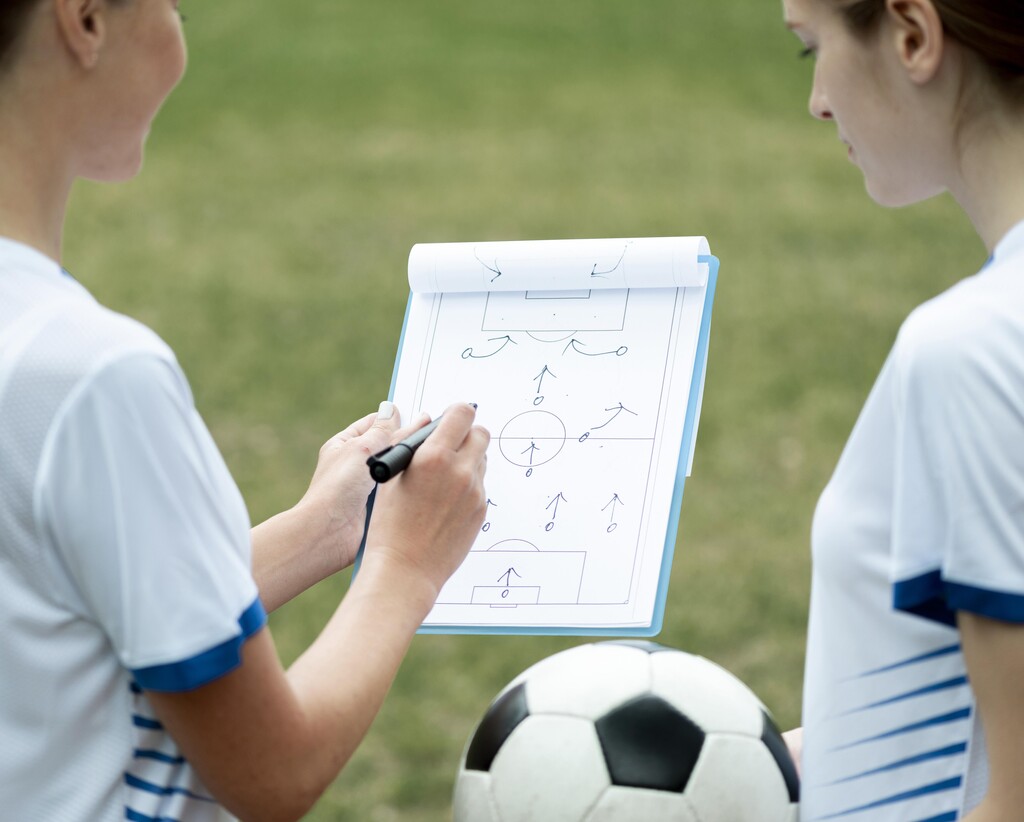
[{"x1": 377, "y1": 401, "x2": 395, "y2": 421}]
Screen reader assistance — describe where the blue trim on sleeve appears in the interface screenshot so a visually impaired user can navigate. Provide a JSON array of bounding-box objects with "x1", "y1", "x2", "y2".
[
  {"x1": 894, "y1": 569, "x2": 1024, "y2": 627},
  {"x1": 131, "y1": 597, "x2": 267, "y2": 692}
]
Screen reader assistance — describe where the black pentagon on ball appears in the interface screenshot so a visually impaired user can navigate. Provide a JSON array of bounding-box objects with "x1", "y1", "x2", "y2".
[
  {"x1": 761, "y1": 710, "x2": 800, "y2": 803},
  {"x1": 464, "y1": 682, "x2": 530, "y2": 772},
  {"x1": 595, "y1": 694, "x2": 704, "y2": 792}
]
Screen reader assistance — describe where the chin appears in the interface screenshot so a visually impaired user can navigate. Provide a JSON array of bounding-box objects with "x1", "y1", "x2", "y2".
[
  {"x1": 81, "y1": 141, "x2": 147, "y2": 183},
  {"x1": 864, "y1": 172, "x2": 944, "y2": 209}
]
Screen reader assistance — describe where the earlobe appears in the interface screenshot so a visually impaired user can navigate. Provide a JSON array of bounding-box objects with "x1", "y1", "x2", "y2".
[
  {"x1": 885, "y1": 0, "x2": 944, "y2": 84},
  {"x1": 53, "y1": 0, "x2": 107, "y2": 70}
]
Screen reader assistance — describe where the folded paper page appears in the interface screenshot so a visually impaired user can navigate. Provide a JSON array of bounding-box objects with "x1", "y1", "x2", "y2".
[{"x1": 387, "y1": 236, "x2": 717, "y2": 635}]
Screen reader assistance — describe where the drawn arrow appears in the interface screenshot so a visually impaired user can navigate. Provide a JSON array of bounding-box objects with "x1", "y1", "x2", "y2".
[
  {"x1": 562, "y1": 339, "x2": 628, "y2": 358},
  {"x1": 521, "y1": 441, "x2": 541, "y2": 465},
  {"x1": 497, "y1": 567, "x2": 522, "y2": 587},
  {"x1": 475, "y1": 251, "x2": 504, "y2": 284},
  {"x1": 546, "y1": 492, "x2": 568, "y2": 520},
  {"x1": 592, "y1": 403, "x2": 638, "y2": 431},
  {"x1": 462, "y1": 335, "x2": 517, "y2": 359},
  {"x1": 602, "y1": 494, "x2": 624, "y2": 522},
  {"x1": 590, "y1": 245, "x2": 629, "y2": 279},
  {"x1": 486, "y1": 499, "x2": 497, "y2": 509},
  {"x1": 533, "y1": 365, "x2": 556, "y2": 395}
]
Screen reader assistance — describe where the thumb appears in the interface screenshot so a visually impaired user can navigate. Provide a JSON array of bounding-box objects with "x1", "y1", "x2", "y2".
[{"x1": 364, "y1": 400, "x2": 402, "y2": 451}]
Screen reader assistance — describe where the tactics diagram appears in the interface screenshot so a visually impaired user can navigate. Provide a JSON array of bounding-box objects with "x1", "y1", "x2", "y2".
[{"x1": 389, "y1": 239, "x2": 707, "y2": 630}]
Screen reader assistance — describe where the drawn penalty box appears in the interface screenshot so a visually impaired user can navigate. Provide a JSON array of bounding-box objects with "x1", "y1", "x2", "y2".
[
  {"x1": 436, "y1": 549, "x2": 587, "y2": 607},
  {"x1": 482, "y1": 288, "x2": 628, "y2": 333}
]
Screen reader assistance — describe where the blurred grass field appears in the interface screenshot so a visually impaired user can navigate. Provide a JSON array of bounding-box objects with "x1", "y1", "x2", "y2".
[{"x1": 63, "y1": 1, "x2": 984, "y2": 819}]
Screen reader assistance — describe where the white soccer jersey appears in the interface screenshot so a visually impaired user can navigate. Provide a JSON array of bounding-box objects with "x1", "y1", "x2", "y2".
[
  {"x1": 801, "y1": 220, "x2": 1024, "y2": 821},
  {"x1": 0, "y1": 237, "x2": 264, "y2": 821}
]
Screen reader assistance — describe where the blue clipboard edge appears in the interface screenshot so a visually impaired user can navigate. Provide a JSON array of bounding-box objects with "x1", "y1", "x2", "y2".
[{"x1": 357, "y1": 256, "x2": 720, "y2": 637}]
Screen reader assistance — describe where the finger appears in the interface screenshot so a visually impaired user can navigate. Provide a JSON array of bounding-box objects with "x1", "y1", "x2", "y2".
[
  {"x1": 461, "y1": 423, "x2": 491, "y2": 457},
  {"x1": 390, "y1": 411, "x2": 432, "y2": 445},
  {"x1": 356, "y1": 401, "x2": 406, "y2": 454},
  {"x1": 425, "y1": 403, "x2": 477, "y2": 451},
  {"x1": 330, "y1": 411, "x2": 377, "y2": 443}
]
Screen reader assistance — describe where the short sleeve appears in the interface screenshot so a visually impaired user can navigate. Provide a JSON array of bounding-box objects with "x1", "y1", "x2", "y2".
[
  {"x1": 36, "y1": 352, "x2": 266, "y2": 691},
  {"x1": 890, "y1": 304, "x2": 1024, "y2": 626}
]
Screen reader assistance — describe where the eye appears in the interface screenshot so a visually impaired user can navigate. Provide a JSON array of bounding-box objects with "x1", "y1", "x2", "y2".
[{"x1": 798, "y1": 46, "x2": 815, "y2": 59}]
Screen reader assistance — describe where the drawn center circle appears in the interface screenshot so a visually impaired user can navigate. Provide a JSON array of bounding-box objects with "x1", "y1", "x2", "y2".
[{"x1": 498, "y1": 410, "x2": 567, "y2": 468}]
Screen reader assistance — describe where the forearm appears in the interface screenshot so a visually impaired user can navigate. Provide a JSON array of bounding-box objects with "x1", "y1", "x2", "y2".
[
  {"x1": 284, "y1": 547, "x2": 438, "y2": 779},
  {"x1": 250, "y1": 500, "x2": 347, "y2": 612}
]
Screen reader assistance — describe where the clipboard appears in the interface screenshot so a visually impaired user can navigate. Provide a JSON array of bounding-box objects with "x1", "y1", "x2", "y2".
[{"x1": 362, "y1": 237, "x2": 718, "y2": 636}]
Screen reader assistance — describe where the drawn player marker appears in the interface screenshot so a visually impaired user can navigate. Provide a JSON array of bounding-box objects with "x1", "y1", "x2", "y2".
[
  {"x1": 438, "y1": 550, "x2": 586, "y2": 607},
  {"x1": 602, "y1": 494, "x2": 624, "y2": 533},
  {"x1": 482, "y1": 499, "x2": 498, "y2": 532},
  {"x1": 499, "y1": 411, "x2": 567, "y2": 469}
]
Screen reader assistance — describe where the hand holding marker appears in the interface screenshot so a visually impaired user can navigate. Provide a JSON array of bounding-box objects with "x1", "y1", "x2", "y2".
[{"x1": 367, "y1": 405, "x2": 477, "y2": 482}]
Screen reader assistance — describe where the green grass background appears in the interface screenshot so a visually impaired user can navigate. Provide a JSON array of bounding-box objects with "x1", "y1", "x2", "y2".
[{"x1": 64, "y1": 1, "x2": 983, "y2": 819}]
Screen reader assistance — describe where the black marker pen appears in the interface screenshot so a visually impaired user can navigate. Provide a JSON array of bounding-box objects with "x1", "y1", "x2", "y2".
[{"x1": 366, "y1": 405, "x2": 476, "y2": 483}]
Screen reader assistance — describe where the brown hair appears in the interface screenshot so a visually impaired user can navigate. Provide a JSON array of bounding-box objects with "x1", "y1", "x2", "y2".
[
  {"x1": 0, "y1": 0, "x2": 44, "y2": 71},
  {"x1": 833, "y1": 0, "x2": 1024, "y2": 100}
]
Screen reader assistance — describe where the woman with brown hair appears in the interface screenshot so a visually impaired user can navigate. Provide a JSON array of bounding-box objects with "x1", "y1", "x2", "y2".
[
  {"x1": 782, "y1": 0, "x2": 1024, "y2": 819},
  {"x1": 0, "y1": 2, "x2": 489, "y2": 820}
]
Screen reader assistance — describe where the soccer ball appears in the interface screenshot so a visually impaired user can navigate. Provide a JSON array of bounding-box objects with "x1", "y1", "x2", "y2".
[{"x1": 453, "y1": 641, "x2": 799, "y2": 822}]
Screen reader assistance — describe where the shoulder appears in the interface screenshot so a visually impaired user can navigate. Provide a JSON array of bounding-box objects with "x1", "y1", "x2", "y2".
[
  {"x1": 893, "y1": 263, "x2": 1024, "y2": 396},
  {"x1": 0, "y1": 289, "x2": 195, "y2": 483},
  {"x1": 27, "y1": 294, "x2": 190, "y2": 411}
]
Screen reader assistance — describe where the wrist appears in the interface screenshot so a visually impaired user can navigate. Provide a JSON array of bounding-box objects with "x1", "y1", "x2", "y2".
[
  {"x1": 291, "y1": 492, "x2": 364, "y2": 574},
  {"x1": 354, "y1": 543, "x2": 441, "y2": 617}
]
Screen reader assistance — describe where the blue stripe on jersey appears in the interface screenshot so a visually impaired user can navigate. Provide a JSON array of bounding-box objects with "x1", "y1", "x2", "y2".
[
  {"x1": 854, "y1": 644, "x2": 961, "y2": 678},
  {"x1": 819, "y1": 777, "x2": 962, "y2": 819},
  {"x1": 915, "y1": 814, "x2": 958, "y2": 822},
  {"x1": 130, "y1": 597, "x2": 266, "y2": 692},
  {"x1": 125, "y1": 811, "x2": 181, "y2": 822},
  {"x1": 845, "y1": 676, "x2": 968, "y2": 713},
  {"x1": 833, "y1": 707, "x2": 972, "y2": 750},
  {"x1": 894, "y1": 569, "x2": 1024, "y2": 626},
  {"x1": 132, "y1": 715, "x2": 164, "y2": 731},
  {"x1": 826, "y1": 742, "x2": 968, "y2": 784},
  {"x1": 133, "y1": 748, "x2": 186, "y2": 765},
  {"x1": 124, "y1": 773, "x2": 216, "y2": 802}
]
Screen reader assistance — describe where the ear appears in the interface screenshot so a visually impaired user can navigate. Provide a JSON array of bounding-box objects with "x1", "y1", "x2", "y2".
[
  {"x1": 884, "y1": 0, "x2": 945, "y2": 84},
  {"x1": 53, "y1": 0, "x2": 108, "y2": 69}
]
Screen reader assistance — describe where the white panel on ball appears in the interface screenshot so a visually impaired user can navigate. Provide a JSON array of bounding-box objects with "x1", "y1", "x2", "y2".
[
  {"x1": 650, "y1": 652, "x2": 763, "y2": 737},
  {"x1": 524, "y1": 645, "x2": 652, "y2": 719},
  {"x1": 451, "y1": 770, "x2": 501, "y2": 822},
  {"x1": 684, "y1": 735, "x2": 793, "y2": 822},
  {"x1": 585, "y1": 785, "x2": 699, "y2": 822},
  {"x1": 490, "y1": 716, "x2": 611, "y2": 822}
]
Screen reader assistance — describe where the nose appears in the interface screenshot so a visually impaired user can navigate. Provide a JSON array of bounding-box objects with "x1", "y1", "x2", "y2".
[{"x1": 808, "y1": 68, "x2": 832, "y2": 121}]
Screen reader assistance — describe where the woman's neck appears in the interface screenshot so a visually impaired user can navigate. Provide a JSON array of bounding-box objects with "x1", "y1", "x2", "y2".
[
  {"x1": 0, "y1": 138, "x2": 70, "y2": 263},
  {"x1": 951, "y1": 105, "x2": 1024, "y2": 253}
]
